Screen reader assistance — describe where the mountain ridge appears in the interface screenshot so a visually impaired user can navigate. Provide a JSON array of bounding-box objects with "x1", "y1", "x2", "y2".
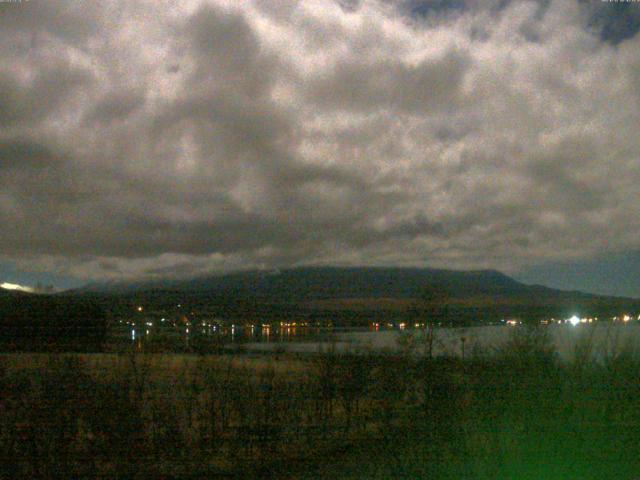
[
  {"x1": 71, "y1": 266, "x2": 638, "y2": 303},
  {"x1": 37, "y1": 266, "x2": 637, "y2": 325}
]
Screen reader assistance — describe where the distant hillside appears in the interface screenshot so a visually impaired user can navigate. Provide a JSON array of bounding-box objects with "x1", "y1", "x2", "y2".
[
  {"x1": 76, "y1": 267, "x2": 526, "y2": 298},
  {"x1": 74, "y1": 266, "x2": 639, "y2": 316},
  {"x1": 181, "y1": 267, "x2": 534, "y2": 301},
  {"x1": 7, "y1": 268, "x2": 640, "y2": 342}
]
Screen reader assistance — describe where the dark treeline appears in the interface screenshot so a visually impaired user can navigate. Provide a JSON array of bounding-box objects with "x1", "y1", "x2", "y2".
[
  {"x1": 0, "y1": 295, "x2": 107, "y2": 351},
  {"x1": 1, "y1": 328, "x2": 640, "y2": 479}
]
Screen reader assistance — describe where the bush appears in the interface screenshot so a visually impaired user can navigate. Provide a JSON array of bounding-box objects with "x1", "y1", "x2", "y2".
[{"x1": 495, "y1": 324, "x2": 557, "y2": 369}]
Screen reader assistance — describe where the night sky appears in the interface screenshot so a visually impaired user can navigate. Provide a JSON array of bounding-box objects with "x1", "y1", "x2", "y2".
[{"x1": 0, "y1": 0, "x2": 639, "y2": 297}]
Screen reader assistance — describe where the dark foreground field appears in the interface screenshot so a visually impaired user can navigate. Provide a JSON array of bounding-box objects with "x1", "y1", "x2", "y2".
[{"x1": 1, "y1": 327, "x2": 639, "y2": 479}]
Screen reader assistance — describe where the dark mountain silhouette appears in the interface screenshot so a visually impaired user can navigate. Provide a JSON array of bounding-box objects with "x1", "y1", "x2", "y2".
[
  {"x1": 76, "y1": 266, "x2": 631, "y2": 300},
  {"x1": 180, "y1": 267, "x2": 528, "y2": 300},
  {"x1": 72, "y1": 267, "x2": 639, "y2": 323}
]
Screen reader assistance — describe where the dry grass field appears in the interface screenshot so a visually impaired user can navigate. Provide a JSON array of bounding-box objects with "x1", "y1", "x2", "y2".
[{"x1": 2, "y1": 327, "x2": 640, "y2": 479}]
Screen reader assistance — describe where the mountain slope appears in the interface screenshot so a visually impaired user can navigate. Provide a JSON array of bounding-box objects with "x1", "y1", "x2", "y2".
[
  {"x1": 75, "y1": 266, "x2": 637, "y2": 306},
  {"x1": 71, "y1": 266, "x2": 639, "y2": 324},
  {"x1": 181, "y1": 267, "x2": 530, "y2": 300},
  {"x1": 76, "y1": 267, "x2": 527, "y2": 297}
]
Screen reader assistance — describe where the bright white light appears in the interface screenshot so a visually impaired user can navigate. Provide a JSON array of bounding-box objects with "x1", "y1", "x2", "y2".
[
  {"x1": 1, "y1": 282, "x2": 35, "y2": 293},
  {"x1": 568, "y1": 315, "x2": 580, "y2": 326}
]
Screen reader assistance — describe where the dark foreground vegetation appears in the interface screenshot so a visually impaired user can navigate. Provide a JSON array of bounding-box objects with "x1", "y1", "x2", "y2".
[{"x1": 1, "y1": 327, "x2": 639, "y2": 479}]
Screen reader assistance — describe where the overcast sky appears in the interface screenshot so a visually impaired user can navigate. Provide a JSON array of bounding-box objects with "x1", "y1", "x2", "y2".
[{"x1": 1, "y1": 0, "x2": 639, "y2": 296}]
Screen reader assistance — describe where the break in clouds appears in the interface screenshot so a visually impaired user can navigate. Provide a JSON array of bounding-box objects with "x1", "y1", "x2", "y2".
[{"x1": 0, "y1": 0, "x2": 639, "y2": 282}]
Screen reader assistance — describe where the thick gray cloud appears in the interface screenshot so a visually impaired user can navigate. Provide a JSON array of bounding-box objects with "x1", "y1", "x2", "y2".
[{"x1": 0, "y1": 0, "x2": 639, "y2": 283}]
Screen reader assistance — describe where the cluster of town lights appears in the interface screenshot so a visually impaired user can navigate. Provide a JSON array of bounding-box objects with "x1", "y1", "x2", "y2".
[
  {"x1": 566, "y1": 314, "x2": 638, "y2": 326},
  {"x1": 505, "y1": 314, "x2": 639, "y2": 326},
  {"x1": 128, "y1": 304, "x2": 639, "y2": 339}
]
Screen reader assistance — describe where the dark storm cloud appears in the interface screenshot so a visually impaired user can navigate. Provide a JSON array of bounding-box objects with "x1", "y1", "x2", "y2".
[
  {"x1": 307, "y1": 48, "x2": 470, "y2": 113},
  {"x1": 0, "y1": 65, "x2": 93, "y2": 127},
  {"x1": 336, "y1": 0, "x2": 362, "y2": 13},
  {"x1": 0, "y1": 1, "x2": 100, "y2": 44},
  {"x1": 1, "y1": 0, "x2": 639, "y2": 283},
  {"x1": 82, "y1": 91, "x2": 146, "y2": 126},
  {"x1": 0, "y1": 139, "x2": 63, "y2": 170},
  {"x1": 187, "y1": 4, "x2": 276, "y2": 94},
  {"x1": 406, "y1": 0, "x2": 467, "y2": 17},
  {"x1": 588, "y1": 1, "x2": 640, "y2": 44}
]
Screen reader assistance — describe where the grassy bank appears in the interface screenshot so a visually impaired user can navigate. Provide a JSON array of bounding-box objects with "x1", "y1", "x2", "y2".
[{"x1": 1, "y1": 327, "x2": 639, "y2": 479}]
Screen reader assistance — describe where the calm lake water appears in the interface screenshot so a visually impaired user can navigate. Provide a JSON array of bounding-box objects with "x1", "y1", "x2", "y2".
[
  {"x1": 115, "y1": 319, "x2": 640, "y2": 361},
  {"x1": 238, "y1": 323, "x2": 640, "y2": 360}
]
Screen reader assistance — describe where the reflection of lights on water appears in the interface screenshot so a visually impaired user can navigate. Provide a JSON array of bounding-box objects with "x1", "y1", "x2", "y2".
[
  {"x1": 146, "y1": 329, "x2": 150, "y2": 335},
  {"x1": 568, "y1": 315, "x2": 580, "y2": 326},
  {"x1": 131, "y1": 329, "x2": 135, "y2": 340},
  {"x1": 186, "y1": 328, "x2": 189, "y2": 334}
]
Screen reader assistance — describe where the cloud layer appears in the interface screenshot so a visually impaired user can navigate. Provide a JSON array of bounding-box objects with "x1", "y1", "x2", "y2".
[{"x1": 1, "y1": 0, "x2": 639, "y2": 282}]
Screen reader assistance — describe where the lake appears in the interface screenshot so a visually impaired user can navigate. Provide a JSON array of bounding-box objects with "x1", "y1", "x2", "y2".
[{"x1": 237, "y1": 322, "x2": 640, "y2": 360}]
